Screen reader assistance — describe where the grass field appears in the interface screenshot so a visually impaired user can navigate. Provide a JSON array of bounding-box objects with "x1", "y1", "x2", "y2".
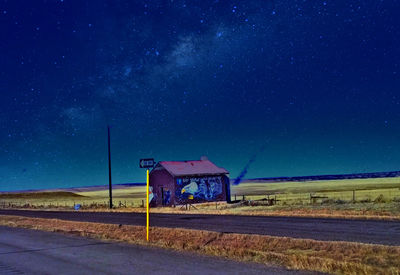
[
  {"x1": 1, "y1": 177, "x2": 400, "y2": 219},
  {"x1": 233, "y1": 177, "x2": 400, "y2": 202}
]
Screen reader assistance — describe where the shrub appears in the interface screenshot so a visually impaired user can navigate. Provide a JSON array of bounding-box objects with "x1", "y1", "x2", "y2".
[
  {"x1": 321, "y1": 198, "x2": 335, "y2": 204},
  {"x1": 360, "y1": 198, "x2": 371, "y2": 203},
  {"x1": 373, "y1": 194, "x2": 387, "y2": 203},
  {"x1": 392, "y1": 197, "x2": 400, "y2": 203}
]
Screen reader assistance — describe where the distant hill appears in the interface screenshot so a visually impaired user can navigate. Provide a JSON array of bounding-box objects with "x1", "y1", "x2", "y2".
[
  {"x1": 0, "y1": 191, "x2": 85, "y2": 199},
  {"x1": 60, "y1": 183, "x2": 146, "y2": 192},
  {"x1": 243, "y1": 170, "x2": 400, "y2": 183},
  {"x1": 0, "y1": 183, "x2": 145, "y2": 194}
]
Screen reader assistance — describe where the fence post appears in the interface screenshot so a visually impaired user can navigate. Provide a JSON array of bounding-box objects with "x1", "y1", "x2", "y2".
[{"x1": 352, "y1": 190, "x2": 355, "y2": 203}]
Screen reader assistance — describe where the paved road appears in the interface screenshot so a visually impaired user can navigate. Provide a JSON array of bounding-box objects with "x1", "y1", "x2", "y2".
[
  {"x1": 1, "y1": 209, "x2": 400, "y2": 246},
  {"x1": 0, "y1": 226, "x2": 305, "y2": 275}
]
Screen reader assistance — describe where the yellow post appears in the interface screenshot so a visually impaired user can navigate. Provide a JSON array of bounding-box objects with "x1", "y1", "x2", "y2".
[{"x1": 146, "y1": 168, "x2": 149, "y2": 241}]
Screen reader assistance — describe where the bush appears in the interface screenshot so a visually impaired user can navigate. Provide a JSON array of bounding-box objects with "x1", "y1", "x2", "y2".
[
  {"x1": 321, "y1": 198, "x2": 335, "y2": 204},
  {"x1": 360, "y1": 198, "x2": 372, "y2": 203},
  {"x1": 392, "y1": 197, "x2": 400, "y2": 203},
  {"x1": 373, "y1": 194, "x2": 387, "y2": 203}
]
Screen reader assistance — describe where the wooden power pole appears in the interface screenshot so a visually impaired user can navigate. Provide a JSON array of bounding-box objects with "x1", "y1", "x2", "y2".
[{"x1": 108, "y1": 125, "x2": 113, "y2": 209}]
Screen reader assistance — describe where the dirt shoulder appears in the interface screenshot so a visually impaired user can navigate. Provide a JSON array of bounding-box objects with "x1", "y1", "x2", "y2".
[{"x1": 0, "y1": 215, "x2": 399, "y2": 275}]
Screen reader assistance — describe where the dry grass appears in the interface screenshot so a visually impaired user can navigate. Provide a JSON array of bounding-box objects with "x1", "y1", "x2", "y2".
[
  {"x1": 229, "y1": 208, "x2": 400, "y2": 220},
  {"x1": 0, "y1": 191, "x2": 85, "y2": 199},
  {"x1": 70, "y1": 201, "x2": 400, "y2": 221},
  {"x1": 76, "y1": 186, "x2": 145, "y2": 199},
  {"x1": 234, "y1": 178, "x2": 400, "y2": 195},
  {"x1": 0, "y1": 215, "x2": 399, "y2": 275}
]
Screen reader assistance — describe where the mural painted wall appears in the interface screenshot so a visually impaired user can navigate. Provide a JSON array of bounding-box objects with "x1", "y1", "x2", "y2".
[
  {"x1": 148, "y1": 167, "x2": 175, "y2": 207},
  {"x1": 161, "y1": 187, "x2": 171, "y2": 205},
  {"x1": 175, "y1": 176, "x2": 225, "y2": 203},
  {"x1": 149, "y1": 185, "x2": 173, "y2": 206}
]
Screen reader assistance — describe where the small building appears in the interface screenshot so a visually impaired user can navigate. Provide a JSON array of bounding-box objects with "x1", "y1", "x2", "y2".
[{"x1": 149, "y1": 158, "x2": 230, "y2": 207}]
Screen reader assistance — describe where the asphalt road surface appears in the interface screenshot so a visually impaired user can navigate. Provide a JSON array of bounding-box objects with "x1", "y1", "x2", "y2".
[
  {"x1": 1, "y1": 209, "x2": 400, "y2": 246},
  {"x1": 0, "y1": 226, "x2": 305, "y2": 275}
]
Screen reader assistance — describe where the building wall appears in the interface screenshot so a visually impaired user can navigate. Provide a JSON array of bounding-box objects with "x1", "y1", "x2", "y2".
[
  {"x1": 223, "y1": 175, "x2": 231, "y2": 202},
  {"x1": 149, "y1": 168, "x2": 174, "y2": 207},
  {"x1": 173, "y1": 174, "x2": 229, "y2": 205}
]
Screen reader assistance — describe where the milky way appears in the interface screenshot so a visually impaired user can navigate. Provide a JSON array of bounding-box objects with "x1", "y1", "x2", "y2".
[{"x1": 0, "y1": 0, "x2": 399, "y2": 191}]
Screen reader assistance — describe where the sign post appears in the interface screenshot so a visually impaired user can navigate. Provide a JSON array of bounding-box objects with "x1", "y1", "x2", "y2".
[{"x1": 140, "y1": 158, "x2": 155, "y2": 242}]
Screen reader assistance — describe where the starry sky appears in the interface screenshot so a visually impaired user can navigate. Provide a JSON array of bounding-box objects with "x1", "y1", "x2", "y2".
[{"x1": 1, "y1": 0, "x2": 399, "y2": 191}]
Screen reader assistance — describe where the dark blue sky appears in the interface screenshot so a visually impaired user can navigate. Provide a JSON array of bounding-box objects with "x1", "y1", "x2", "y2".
[{"x1": 1, "y1": 0, "x2": 399, "y2": 191}]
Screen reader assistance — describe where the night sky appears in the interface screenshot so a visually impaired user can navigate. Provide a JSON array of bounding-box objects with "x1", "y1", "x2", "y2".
[{"x1": 1, "y1": 0, "x2": 399, "y2": 191}]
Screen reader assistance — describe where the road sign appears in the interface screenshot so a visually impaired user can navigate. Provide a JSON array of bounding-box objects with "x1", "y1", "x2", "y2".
[
  {"x1": 139, "y1": 158, "x2": 155, "y2": 241},
  {"x1": 140, "y1": 158, "x2": 155, "y2": 168}
]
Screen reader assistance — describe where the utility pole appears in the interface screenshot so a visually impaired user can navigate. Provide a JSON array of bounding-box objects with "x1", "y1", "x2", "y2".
[
  {"x1": 146, "y1": 168, "x2": 149, "y2": 241},
  {"x1": 108, "y1": 125, "x2": 113, "y2": 209}
]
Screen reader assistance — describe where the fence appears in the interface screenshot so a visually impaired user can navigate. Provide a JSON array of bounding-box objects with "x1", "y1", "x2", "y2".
[
  {"x1": 1, "y1": 187, "x2": 399, "y2": 210},
  {"x1": 0, "y1": 199, "x2": 141, "y2": 210},
  {"x1": 232, "y1": 187, "x2": 400, "y2": 205}
]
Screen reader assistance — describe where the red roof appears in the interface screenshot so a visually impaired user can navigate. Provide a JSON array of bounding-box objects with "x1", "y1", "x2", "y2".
[{"x1": 157, "y1": 160, "x2": 229, "y2": 176}]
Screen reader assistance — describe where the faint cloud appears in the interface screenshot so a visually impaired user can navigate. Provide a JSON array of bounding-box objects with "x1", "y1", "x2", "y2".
[
  {"x1": 62, "y1": 107, "x2": 89, "y2": 121},
  {"x1": 100, "y1": 86, "x2": 117, "y2": 98},
  {"x1": 61, "y1": 106, "x2": 101, "y2": 129},
  {"x1": 123, "y1": 66, "x2": 132, "y2": 76},
  {"x1": 168, "y1": 36, "x2": 197, "y2": 67}
]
